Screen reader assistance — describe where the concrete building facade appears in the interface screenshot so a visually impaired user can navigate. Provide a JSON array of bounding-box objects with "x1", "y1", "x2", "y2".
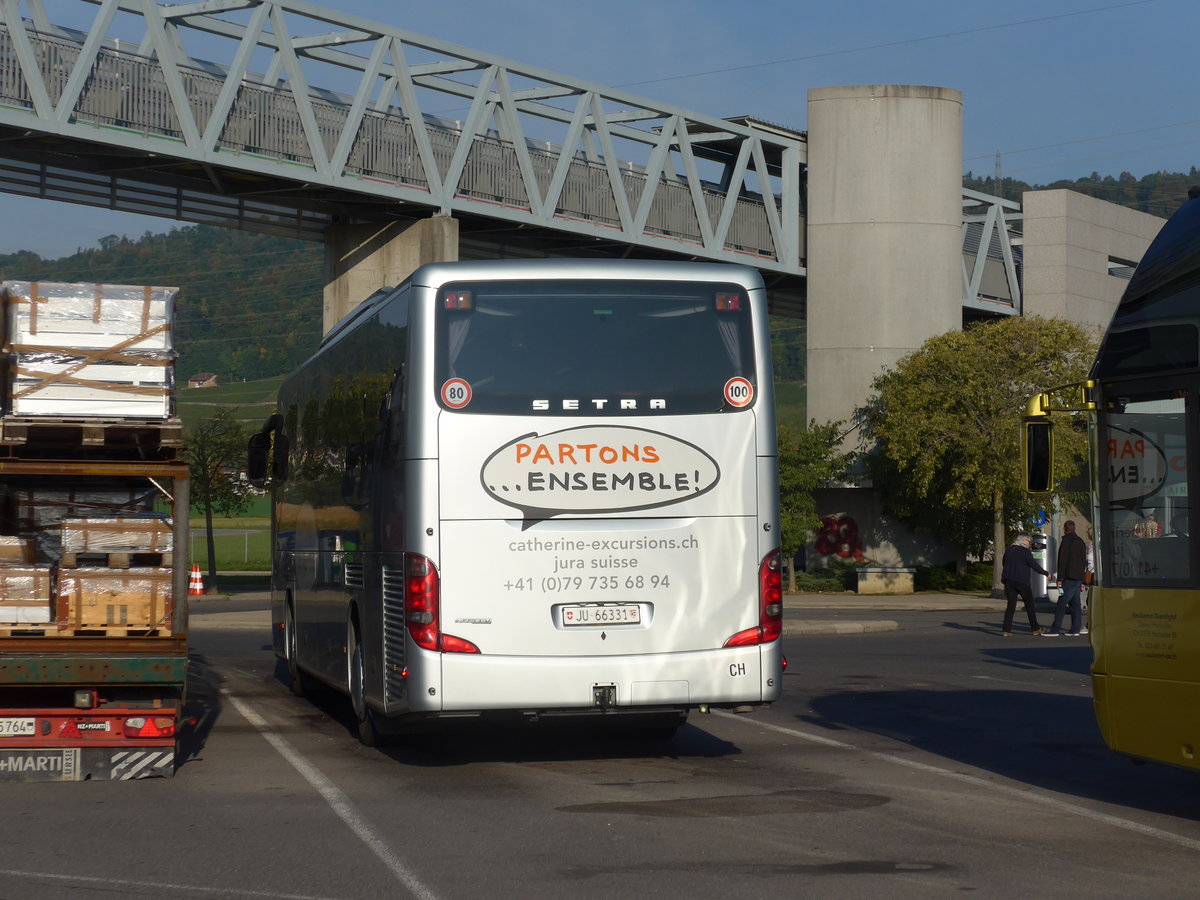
[{"x1": 1021, "y1": 190, "x2": 1164, "y2": 333}]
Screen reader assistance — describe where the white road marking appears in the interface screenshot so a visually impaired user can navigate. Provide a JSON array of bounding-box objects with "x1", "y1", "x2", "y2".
[
  {"x1": 221, "y1": 689, "x2": 440, "y2": 900},
  {"x1": 717, "y1": 710, "x2": 1200, "y2": 852},
  {"x1": 0, "y1": 867, "x2": 337, "y2": 899}
]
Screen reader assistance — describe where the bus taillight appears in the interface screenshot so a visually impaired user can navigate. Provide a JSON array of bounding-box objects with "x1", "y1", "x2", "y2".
[
  {"x1": 404, "y1": 554, "x2": 480, "y2": 654},
  {"x1": 723, "y1": 549, "x2": 783, "y2": 647},
  {"x1": 760, "y1": 548, "x2": 783, "y2": 641}
]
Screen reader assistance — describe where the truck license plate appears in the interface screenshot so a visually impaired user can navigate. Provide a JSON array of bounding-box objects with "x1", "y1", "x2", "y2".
[
  {"x1": 0, "y1": 719, "x2": 36, "y2": 737},
  {"x1": 562, "y1": 604, "x2": 641, "y2": 626}
]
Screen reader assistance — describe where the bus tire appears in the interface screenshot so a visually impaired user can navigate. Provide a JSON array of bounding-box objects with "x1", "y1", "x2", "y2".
[
  {"x1": 285, "y1": 600, "x2": 314, "y2": 698},
  {"x1": 347, "y1": 619, "x2": 382, "y2": 747}
]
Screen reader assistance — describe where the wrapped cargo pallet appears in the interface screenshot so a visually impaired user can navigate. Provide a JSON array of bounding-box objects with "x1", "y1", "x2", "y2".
[
  {"x1": 58, "y1": 567, "x2": 173, "y2": 631},
  {"x1": 7, "y1": 485, "x2": 157, "y2": 561},
  {"x1": 0, "y1": 566, "x2": 54, "y2": 624},
  {"x1": 1, "y1": 281, "x2": 177, "y2": 418},
  {"x1": 61, "y1": 516, "x2": 173, "y2": 554}
]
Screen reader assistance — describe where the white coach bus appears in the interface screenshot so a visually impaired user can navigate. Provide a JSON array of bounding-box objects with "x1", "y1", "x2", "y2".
[{"x1": 248, "y1": 259, "x2": 784, "y2": 745}]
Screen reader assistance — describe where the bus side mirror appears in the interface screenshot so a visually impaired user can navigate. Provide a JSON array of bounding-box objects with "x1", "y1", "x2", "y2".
[
  {"x1": 247, "y1": 432, "x2": 270, "y2": 484},
  {"x1": 1024, "y1": 420, "x2": 1054, "y2": 494},
  {"x1": 247, "y1": 415, "x2": 287, "y2": 487}
]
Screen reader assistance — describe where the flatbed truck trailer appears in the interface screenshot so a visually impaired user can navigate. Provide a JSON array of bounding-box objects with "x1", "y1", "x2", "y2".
[{"x1": 0, "y1": 427, "x2": 189, "y2": 781}]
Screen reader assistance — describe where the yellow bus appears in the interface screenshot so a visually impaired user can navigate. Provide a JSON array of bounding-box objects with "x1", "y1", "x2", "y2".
[{"x1": 1027, "y1": 187, "x2": 1200, "y2": 770}]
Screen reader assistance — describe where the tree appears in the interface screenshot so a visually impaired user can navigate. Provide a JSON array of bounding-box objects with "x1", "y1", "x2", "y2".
[
  {"x1": 777, "y1": 420, "x2": 857, "y2": 591},
  {"x1": 855, "y1": 315, "x2": 1097, "y2": 591},
  {"x1": 184, "y1": 407, "x2": 254, "y2": 588}
]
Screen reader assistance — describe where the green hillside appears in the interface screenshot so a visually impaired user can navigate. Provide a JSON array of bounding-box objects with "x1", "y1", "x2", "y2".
[{"x1": 0, "y1": 226, "x2": 324, "y2": 385}]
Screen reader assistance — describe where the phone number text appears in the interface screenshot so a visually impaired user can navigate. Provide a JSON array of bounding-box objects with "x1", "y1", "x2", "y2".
[{"x1": 503, "y1": 575, "x2": 672, "y2": 592}]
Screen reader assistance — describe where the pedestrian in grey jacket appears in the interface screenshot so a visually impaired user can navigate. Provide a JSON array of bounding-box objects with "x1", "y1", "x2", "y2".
[{"x1": 1045, "y1": 520, "x2": 1088, "y2": 637}]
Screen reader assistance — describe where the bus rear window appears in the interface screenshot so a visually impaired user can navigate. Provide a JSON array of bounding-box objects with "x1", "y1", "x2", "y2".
[{"x1": 435, "y1": 279, "x2": 756, "y2": 415}]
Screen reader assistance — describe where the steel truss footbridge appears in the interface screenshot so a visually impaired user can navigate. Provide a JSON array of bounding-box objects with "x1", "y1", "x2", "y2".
[{"x1": 0, "y1": 0, "x2": 1020, "y2": 318}]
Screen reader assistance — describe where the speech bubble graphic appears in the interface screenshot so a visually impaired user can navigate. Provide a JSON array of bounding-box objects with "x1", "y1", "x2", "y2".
[{"x1": 481, "y1": 424, "x2": 720, "y2": 525}]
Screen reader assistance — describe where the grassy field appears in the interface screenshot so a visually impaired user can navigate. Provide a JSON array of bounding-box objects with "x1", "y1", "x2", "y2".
[
  {"x1": 188, "y1": 525, "x2": 272, "y2": 571},
  {"x1": 177, "y1": 375, "x2": 284, "y2": 430},
  {"x1": 188, "y1": 505, "x2": 272, "y2": 571}
]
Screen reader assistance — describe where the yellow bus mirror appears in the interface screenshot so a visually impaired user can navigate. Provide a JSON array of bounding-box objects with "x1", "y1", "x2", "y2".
[{"x1": 1024, "y1": 420, "x2": 1053, "y2": 494}]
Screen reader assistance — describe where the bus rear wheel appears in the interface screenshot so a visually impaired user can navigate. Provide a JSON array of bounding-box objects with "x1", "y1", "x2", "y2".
[
  {"x1": 285, "y1": 601, "x2": 314, "y2": 698},
  {"x1": 347, "y1": 620, "x2": 382, "y2": 747}
]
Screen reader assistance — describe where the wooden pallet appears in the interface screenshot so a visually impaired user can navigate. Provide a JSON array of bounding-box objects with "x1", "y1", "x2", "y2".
[
  {"x1": 59, "y1": 551, "x2": 173, "y2": 569},
  {"x1": 56, "y1": 625, "x2": 172, "y2": 637},
  {"x1": 0, "y1": 624, "x2": 57, "y2": 637},
  {"x1": 0, "y1": 416, "x2": 182, "y2": 449},
  {"x1": 0, "y1": 623, "x2": 173, "y2": 637}
]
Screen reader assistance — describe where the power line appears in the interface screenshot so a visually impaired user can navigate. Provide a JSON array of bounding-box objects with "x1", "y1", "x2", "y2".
[
  {"x1": 615, "y1": 0, "x2": 1162, "y2": 89},
  {"x1": 966, "y1": 120, "x2": 1200, "y2": 164},
  {"x1": 996, "y1": 137, "x2": 1200, "y2": 179}
]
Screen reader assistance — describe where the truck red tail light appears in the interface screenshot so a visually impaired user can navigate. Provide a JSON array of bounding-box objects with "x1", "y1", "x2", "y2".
[
  {"x1": 404, "y1": 553, "x2": 480, "y2": 654},
  {"x1": 123, "y1": 716, "x2": 176, "y2": 738},
  {"x1": 723, "y1": 548, "x2": 783, "y2": 647}
]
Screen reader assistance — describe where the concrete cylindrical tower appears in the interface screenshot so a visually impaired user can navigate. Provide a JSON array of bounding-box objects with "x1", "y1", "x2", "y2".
[{"x1": 805, "y1": 85, "x2": 963, "y2": 435}]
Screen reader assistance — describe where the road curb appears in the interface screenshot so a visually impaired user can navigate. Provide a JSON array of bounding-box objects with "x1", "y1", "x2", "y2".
[{"x1": 784, "y1": 619, "x2": 900, "y2": 636}]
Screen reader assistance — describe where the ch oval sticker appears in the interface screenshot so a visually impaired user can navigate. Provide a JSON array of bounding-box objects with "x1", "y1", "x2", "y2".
[
  {"x1": 441, "y1": 378, "x2": 472, "y2": 409},
  {"x1": 724, "y1": 377, "x2": 754, "y2": 408}
]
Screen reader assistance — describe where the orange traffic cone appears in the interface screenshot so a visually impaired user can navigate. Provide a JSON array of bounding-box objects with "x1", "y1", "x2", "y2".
[{"x1": 188, "y1": 564, "x2": 205, "y2": 596}]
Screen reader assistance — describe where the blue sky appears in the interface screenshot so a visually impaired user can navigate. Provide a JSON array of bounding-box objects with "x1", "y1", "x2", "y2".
[{"x1": 2, "y1": 0, "x2": 1194, "y2": 258}]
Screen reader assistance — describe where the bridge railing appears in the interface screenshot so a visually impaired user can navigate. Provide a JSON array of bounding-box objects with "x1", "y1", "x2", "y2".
[{"x1": 0, "y1": 18, "x2": 796, "y2": 267}]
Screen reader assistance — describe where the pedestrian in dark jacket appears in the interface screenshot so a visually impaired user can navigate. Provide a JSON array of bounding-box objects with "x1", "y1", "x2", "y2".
[
  {"x1": 1001, "y1": 534, "x2": 1048, "y2": 636},
  {"x1": 1044, "y1": 520, "x2": 1088, "y2": 637}
]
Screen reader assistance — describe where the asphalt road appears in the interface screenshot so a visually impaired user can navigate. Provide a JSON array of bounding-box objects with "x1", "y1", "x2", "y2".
[{"x1": 1, "y1": 599, "x2": 1198, "y2": 899}]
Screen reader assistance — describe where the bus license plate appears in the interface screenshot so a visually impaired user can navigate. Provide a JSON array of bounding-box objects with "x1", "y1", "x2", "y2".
[
  {"x1": 562, "y1": 604, "x2": 640, "y2": 626},
  {"x1": 0, "y1": 719, "x2": 35, "y2": 737}
]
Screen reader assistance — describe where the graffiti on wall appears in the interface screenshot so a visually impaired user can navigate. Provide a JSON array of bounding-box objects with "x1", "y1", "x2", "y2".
[{"x1": 814, "y1": 514, "x2": 865, "y2": 562}]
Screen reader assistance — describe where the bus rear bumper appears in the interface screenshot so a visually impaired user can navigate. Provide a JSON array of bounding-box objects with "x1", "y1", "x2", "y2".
[{"x1": 421, "y1": 641, "x2": 783, "y2": 714}]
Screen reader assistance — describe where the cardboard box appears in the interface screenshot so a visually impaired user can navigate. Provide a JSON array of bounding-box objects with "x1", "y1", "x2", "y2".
[
  {"x1": 0, "y1": 567, "x2": 53, "y2": 623},
  {"x1": 58, "y1": 567, "x2": 172, "y2": 630},
  {"x1": 61, "y1": 517, "x2": 173, "y2": 554}
]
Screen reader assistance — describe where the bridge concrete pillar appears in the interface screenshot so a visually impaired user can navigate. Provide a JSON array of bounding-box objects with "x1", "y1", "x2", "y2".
[
  {"x1": 805, "y1": 85, "x2": 963, "y2": 438},
  {"x1": 323, "y1": 215, "x2": 459, "y2": 333}
]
